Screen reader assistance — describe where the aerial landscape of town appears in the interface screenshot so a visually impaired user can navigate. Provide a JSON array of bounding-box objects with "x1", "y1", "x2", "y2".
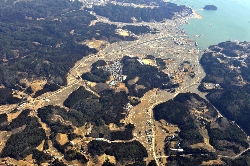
[{"x1": 0, "y1": 0, "x2": 250, "y2": 165}]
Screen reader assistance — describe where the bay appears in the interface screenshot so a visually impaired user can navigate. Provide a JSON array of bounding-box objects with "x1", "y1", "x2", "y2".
[{"x1": 169, "y1": 0, "x2": 250, "y2": 49}]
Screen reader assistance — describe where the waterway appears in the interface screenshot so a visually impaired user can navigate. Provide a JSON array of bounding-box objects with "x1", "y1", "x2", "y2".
[{"x1": 169, "y1": 0, "x2": 250, "y2": 49}]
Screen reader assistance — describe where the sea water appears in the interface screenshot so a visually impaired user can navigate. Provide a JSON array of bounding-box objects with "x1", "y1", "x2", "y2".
[{"x1": 169, "y1": 0, "x2": 250, "y2": 49}]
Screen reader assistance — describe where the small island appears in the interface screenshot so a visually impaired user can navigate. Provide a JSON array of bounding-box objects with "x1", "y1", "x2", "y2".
[{"x1": 203, "y1": 5, "x2": 217, "y2": 10}]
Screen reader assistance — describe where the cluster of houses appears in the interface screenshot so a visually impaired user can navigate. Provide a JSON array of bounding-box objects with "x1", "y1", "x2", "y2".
[
  {"x1": 115, "y1": 28, "x2": 134, "y2": 37},
  {"x1": 203, "y1": 82, "x2": 221, "y2": 90},
  {"x1": 43, "y1": 149, "x2": 64, "y2": 161},
  {"x1": 145, "y1": 129, "x2": 152, "y2": 145},
  {"x1": 172, "y1": 37, "x2": 186, "y2": 46},
  {"x1": 75, "y1": 0, "x2": 111, "y2": 8},
  {"x1": 124, "y1": 103, "x2": 133, "y2": 117},
  {"x1": 104, "y1": 60, "x2": 127, "y2": 86},
  {"x1": 165, "y1": 135, "x2": 184, "y2": 152},
  {"x1": 94, "y1": 138, "x2": 111, "y2": 143}
]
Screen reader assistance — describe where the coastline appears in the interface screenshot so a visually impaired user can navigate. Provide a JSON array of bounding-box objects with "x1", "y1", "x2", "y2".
[{"x1": 192, "y1": 10, "x2": 202, "y2": 19}]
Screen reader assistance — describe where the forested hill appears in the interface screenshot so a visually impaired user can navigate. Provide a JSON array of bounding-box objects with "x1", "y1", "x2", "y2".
[
  {"x1": 0, "y1": 0, "x2": 137, "y2": 89},
  {"x1": 93, "y1": 2, "x2": 191, "y2": 23},
  {"x1": 154, "y1": 93, "x2": 248, "y2": 158},
  {"x1": 199, "y1": 41, "x2": 250, "y2": 135}
]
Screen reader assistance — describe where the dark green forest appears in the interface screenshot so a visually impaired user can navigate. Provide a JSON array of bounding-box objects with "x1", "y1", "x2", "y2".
[
  {"x1": 93, "y1": 3, "x2": 191, "y2": 23},
  {"x1": 166, "y1": 153, "x2": 217, "y2": 166},
  {"x1": 0, "y1": 88, "x2": 21, "y2": 105},
  {"x1": 153, "y1": 93, "x2": 204, "y2": 147},
  {"x1": 206, "y1": 87, "x2": 250, "y2": 136},
  {"x1": 0, "y1": 0, "x2": 138, "y2": 90},
  {"x1": 0, "y1": 110, "x2": 46, "y2": 160},
  {"x1": 153, "y1": 92, "x2": 248, "y2": 155},
  {"x1": 121, "y1": 56, "x2": 171, "y2": 97},
  {"x1": 200, "y1": 41, "x2": 250, "y2": 135},
  {"x1": 33, "y1": 83, "x2": 60, "y2": 97},
  {"x1": 122, "y1": 25, "x2": 152, "y2": 35},
  {"x1": 81, "y1": 56, "x2": 173, "y2": 98},
  {"x1": 223, "y1": 150, "x2": 250, "y2": 166},
  {"x1": 110, "y1": 124, "x2": 134, "y2": 141},
  {"x1": 37, "y1": 105, "x2": 83, "y2": 133},
  {"x1": 206, "y1": 117, "x2": 248, "y2": 154},
  {"x1": 63, "y1": 86, "x2": 129, "y2": 126},
  {"x1": 88, "y1": 140, "x2": 148, "y2": 164},
  {"x1": 81, "y1": 65, "x2": 111, "y2": 83}
]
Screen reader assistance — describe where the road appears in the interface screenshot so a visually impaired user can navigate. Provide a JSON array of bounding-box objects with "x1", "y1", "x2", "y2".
[
  {"x1": 147, "y1": 90, "x2": 181, "y2": 165},
  {"x1": 1, "y1": 10, "x2": 249, "y2": 165},
  {"x1": 4, "y1": 21, "x2": 204, "y2": 166}
]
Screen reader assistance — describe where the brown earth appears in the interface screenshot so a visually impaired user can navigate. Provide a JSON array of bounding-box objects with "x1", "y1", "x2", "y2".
[
  {"x1": 56, "y1": 133, "x2": 69, "y2": 146},
  {"x1": 202, "y1": 158, "x2": 225, "y2": 165},
  {"x1": 0, "y1": 131, "x2": 11, "y2": 153},
  {"x1": 30, "y1": 80, "x2": 47, "y2": 93},
  {"x1": 7, "y1": 111, "x2": 22, "y2": 123},
  {"x1": 115, "y1": 83, "x2": 129, "y2": 93},
  {"x1": 36, "y1": 140, "x2": 45, "y2": 151}
]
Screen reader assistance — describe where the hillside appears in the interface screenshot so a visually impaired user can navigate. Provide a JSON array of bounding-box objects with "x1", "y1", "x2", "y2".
[
  {"x1": 153, "y1": 93, "x2": 248, "y2": 158},
  {"x1": 3, "y1": 0, "x2": 249, "y2": 165},
  {"x1": 199, "y1": 41, "x2": 250, "y2": 135}
]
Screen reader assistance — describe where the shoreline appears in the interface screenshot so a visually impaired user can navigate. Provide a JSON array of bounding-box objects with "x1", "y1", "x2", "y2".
[{"x1": 192, "y1": 9, "x2": 202, "y2": 19}]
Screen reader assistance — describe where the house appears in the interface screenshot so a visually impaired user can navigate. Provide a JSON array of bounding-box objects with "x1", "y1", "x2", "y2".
[
  {"x1": 170, "y1": 148, "x2": 184, "y2": 152},
  {"x1": 109, "y1": 80, "x2": 115, "y2": 86}
]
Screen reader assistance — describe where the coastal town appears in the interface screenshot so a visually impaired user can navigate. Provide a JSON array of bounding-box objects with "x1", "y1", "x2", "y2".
[
  {"x1": 0, "y1": 1, "x2": 206, "y2": 165},
  {"x1": 65, "y1": 7, "x2": 206, "y2": 164},
  {"x1": 0, "y1": 10, "x2": 204, "y2": 166},
  {"x1": 1, "y1": 0, "x2": 250, "y2": 165}
]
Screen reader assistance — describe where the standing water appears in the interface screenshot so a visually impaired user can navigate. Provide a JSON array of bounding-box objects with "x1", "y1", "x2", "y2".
[{"x1": 169, "y1": 0, "x2": 250, "y2": 49}]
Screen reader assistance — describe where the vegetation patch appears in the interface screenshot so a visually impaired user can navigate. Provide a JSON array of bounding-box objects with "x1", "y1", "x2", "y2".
[
  {"x1": 88, "y1": 140, "x2": 148, "y2": 164},
  {"x1": 200, "y1": 41, "x2": 250, "y2": 135},
  {"x1": 110, "y1": 124, "x2": 134, "y2": 141},
  {"x1": 153, "y1": 92, "x2": 248, "y2": 156},
  {"x1": 0, "y1": 0, "x2": 137, "y2": 89},
  {"x1": 1, "y1": 114, "x2": 46, "y2": 160},
  {"x1": 0, "y1": 88, "x2": 21, "y2": 105},
  {"x1": 64, "y1": 86, "x2": 129, "y2": 126},
  {"x1": 153, "y1": 94, "x2": 204, "y2": 147},
  {"x1": 93, "y1": 3, "x2": 191, "y2": 23},
  {"x1": 122, "y1": 56, "x2": 171, "y2": 97}
]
